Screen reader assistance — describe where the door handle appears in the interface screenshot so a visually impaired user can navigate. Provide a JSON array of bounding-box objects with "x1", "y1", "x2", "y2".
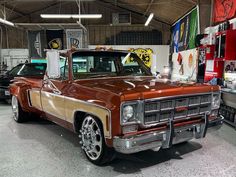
[
  {"x1": 43, "y1": 79, "x2": 49, "y2": 85},
  {"x1": 52, "y1": 89, "x2": 61, "y2": 95}
]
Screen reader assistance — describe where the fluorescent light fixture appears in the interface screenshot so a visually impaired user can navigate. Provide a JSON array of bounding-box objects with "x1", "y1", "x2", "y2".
[
  {"x1": 0, "y1": 18, "x2": 14, "y2": 26},
  {"x1": 72, "y1": 14, "x2": 102, "y2": 19},
  {"x1": 40, "y1": 14, "x2": 71, "y2": 18},
  {"x1": 40, "y1": 14, "x2": 102, "y2": 19},
  {"x1": 144, "y1": 13, "x2": 154, "y2": 26}
]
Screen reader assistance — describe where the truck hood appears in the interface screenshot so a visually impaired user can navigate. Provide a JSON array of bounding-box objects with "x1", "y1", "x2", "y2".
[{"x1": 76, "y1": 76, "x2": 219, "y2": 101}]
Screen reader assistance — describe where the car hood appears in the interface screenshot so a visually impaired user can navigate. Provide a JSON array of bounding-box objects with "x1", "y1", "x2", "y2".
[
  {"x1": 0, "y1": 74, "x2": 13, "y2": 87},
  {"x1": 75, "y1": 76, "x2": 219, "y2": 101}
]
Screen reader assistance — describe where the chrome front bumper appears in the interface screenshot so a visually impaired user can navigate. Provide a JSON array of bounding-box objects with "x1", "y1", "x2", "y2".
[
  {"x1": 207, "y1": 115, "x2": 224, "y2": 132},
  {"x1": 113, "y1": 116, "x2": 224, "y2": 154}
]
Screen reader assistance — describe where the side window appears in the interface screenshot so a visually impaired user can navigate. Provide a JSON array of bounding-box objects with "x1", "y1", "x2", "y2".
[{"x1": 60, "y1": 57, "x2": 69, "y2": 80}]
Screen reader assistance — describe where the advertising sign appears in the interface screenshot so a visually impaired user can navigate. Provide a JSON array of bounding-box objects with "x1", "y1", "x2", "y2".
[
  {"x1": 46, "y1": 30, "x2": 64, "y2": 50},
  {"x1": 66, "y1": 29, "x2": 83, "y2": 49},
  {"x1": 28, "y1": 30, "x2": 46, "y2": 58}
]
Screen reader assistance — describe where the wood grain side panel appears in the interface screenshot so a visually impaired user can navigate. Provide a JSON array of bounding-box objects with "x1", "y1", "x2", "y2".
[
  {"x1": 29, "y1": 89, "x2": 42, "y2": 111},
  {"x1": 40, "y1": 91, "x2": 111, "y2": 138},
  {"x1": 41, "y1": 91, "x2": 65, "y2": 120},
  {"x1": 64, "y1": 97, "x2": 111, "y2": 138}
]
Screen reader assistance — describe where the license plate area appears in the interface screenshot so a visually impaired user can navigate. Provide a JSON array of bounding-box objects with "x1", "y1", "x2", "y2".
[
  {"x1": 5, "y1": 90, "x2": 10, "y2": 96},
  {"x1": 172, "y1": 126, "x2": 196, "y2": 145}
]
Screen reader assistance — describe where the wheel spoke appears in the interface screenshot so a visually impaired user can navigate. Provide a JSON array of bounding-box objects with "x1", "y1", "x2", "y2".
[{"x1": 80, "y1": 116, "x2": 103, "y2": 161}]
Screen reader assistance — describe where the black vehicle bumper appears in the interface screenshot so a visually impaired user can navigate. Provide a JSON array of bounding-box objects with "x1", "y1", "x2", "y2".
[
  {"x1": 0, "y1": 87, "x2": 11, "y2": 100},
  {"x1": 207, "y1": 115, "x2": 224, "y2": 132}
]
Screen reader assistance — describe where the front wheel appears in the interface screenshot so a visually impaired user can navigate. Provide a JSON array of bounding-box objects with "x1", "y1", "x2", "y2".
[
  {"x1": 11, "y1": 96, "x2": 28, "y2": 123},
  {"x1": 79, "y1": 115, "x2": 115, "y2": 165}
]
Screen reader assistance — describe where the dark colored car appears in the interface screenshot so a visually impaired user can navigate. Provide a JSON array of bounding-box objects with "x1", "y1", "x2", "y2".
[{"x1": 0, "y1": 63, "x2": 46, "y2": 103}]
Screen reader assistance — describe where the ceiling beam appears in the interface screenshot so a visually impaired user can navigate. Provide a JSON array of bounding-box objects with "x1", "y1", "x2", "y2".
[
  {"x1": 9, "y1": 1, "x2": 69, "y2": 21},
  {"x1": 1, "y1": 0, "x2": 94, "y2": 2},
  {"x1": 0, "y1": 4, "x2": 26, "y2": 18},
  {"x1": 99, "y1": 0, "x2": 171, "y2": 26},
  {"x1": 144, "y1": 0, "x2": 154, "y2": 15}
]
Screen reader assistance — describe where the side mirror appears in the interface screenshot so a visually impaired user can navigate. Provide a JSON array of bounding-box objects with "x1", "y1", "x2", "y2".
[{"x1": 46, "y1": 50, "x2": 61, "y2": 79}]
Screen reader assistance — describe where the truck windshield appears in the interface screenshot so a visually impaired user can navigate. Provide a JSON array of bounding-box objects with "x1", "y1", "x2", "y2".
[{"x1": 72, "y1": 51, "x2": 152, "y2": 79}]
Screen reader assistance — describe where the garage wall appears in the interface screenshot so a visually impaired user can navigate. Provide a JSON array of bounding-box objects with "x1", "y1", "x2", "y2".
[
  {"x1": 88, "y1": 26, "x2": 162, "y2": 45},
  {"x1": 1, "y1": 49, "x2": 29, "y2": 70},
  {"x1": 0, "y1": 26, "x2": 28, "y2": 49}
]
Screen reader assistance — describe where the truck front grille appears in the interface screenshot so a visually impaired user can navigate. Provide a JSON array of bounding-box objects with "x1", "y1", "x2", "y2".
[{"x1": 144, "y1": 94, "x2": 211, "y2": 124}]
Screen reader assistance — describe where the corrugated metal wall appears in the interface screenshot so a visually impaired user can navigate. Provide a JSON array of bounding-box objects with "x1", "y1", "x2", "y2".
[{"x1": 87, "y1": 25, "x2": 162, "y2": 45}]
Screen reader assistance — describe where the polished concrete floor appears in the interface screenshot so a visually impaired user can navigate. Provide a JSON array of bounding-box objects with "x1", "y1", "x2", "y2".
[{"x1": 0, "y1": 101, "x2": 236, "y2": 177}]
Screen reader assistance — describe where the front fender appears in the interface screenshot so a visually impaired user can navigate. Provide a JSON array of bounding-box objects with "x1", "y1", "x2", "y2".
[{"x1": 9, "y1": 82, "x2": 31, "y2": 112}]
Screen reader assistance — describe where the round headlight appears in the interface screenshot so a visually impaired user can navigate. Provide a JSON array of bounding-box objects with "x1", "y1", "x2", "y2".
[{"x1": 123, "y1": 105, "x2": 134, "y2": 122}]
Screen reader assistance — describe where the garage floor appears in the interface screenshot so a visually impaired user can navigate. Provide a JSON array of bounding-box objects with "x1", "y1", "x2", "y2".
[{"x1": 0, "y1": 102, "x2": 236, "y2": 177}]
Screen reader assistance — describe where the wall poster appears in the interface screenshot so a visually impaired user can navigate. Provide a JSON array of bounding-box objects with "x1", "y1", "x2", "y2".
[{"x1": 66, "y1": 29, "x2": 83, "y2": 49}]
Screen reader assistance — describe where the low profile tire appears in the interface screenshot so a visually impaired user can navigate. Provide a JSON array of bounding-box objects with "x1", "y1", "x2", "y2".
[
  {"x1": 11, "y1": 96, "x2": 28, "y2": 123},
  {"x1": 79, "y1": 115, "x2": 115, "y2": 165}
]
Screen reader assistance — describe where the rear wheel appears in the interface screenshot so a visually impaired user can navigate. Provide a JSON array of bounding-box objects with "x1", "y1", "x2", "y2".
[
  {"x1": 79, "y1": 115, "x2": 115, "y2": 165},
  {"x1": 11, "y1": 96, "x2": 28, "y2": 123}
]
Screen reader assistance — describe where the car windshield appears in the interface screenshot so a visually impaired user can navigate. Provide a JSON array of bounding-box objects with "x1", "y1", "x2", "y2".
[
  {"x1": 8, "y1": 64, "x2": 46, "y2": 76},
  {"x1": 7, "y1": 64, "x2": 23, "y2": 76},
  {"x1": 72, "y1": 51, "x2": 152, "y2": 80}
]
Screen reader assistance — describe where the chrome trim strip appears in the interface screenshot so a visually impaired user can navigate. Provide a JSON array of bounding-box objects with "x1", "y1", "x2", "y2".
[
  {"x1": 26, "y1": 89, "x2": 32, "y2": 107},
  {"x1": 144, "y1": 92, "x2": 214, "y2": 102}
]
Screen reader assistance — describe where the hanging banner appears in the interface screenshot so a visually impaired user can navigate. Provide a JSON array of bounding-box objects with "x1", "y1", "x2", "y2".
[
  {"x1": 188, "y1": 8, "x2": 198, "y2": 49},
  {"x1": 127, "y1": 48, "x2": 153, "y2": 68},
  {"x1": 178, "y1": 15, "x2": 190, "y2": 51},
  {"x1": 28, "y1": 30, "x2": 46, "y2": 58},
  {"x1": 66, "y1": 29, "x2": 83, "y2": 49},
  {"x1": 213, "y1": 0, "x2": 236, "y2": 23},
  {"x1": 171, "y1": 21, "x2": 180, "y2": 53},
  {"x1": 171, "y1": 7, "x2": 199, "y2": 53},
  {"x1": 46, "y1": 30, "x2": 64, "y2": 50}
]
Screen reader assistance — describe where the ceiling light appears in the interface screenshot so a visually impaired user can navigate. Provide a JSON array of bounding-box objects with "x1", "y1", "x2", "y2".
[
  {"x1": 40, "y1": 14, "x2": 102, "y2": 19},
  {"x1": 0, "y1": 18, "x2": 14, "y2": 26},
  {"x1": 40, "y1": 14, "x2": 71, "y2": 19},
  {"x1": 145, "y1": 13, "x2": 154, "y2": 26},
  {"x1": 72, "y1": 14, "x2": 102, "y2": 18}
]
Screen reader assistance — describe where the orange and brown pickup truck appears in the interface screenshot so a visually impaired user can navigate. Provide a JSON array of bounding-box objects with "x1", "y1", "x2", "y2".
[{"x1": 9, "y1": 49, "x2": 223, "y2": 165}]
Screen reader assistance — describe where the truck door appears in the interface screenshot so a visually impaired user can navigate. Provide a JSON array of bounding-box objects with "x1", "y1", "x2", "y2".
[{"x1": 41, "y1": 56, "x2": 68, "y2": 122}]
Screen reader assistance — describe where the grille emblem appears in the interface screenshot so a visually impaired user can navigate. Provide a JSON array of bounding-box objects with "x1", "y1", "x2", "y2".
[{"x1": 175, "y1": 106, "x2": 188, "y2": 112}]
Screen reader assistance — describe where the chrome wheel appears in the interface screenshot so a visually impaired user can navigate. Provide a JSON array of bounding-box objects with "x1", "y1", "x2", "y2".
[
  {"x1": 80, "y1": 116, "x2": 103, "y2": 161},
  {"x1": 12, "y1": 96, "x2": 19, "y2": 121}
]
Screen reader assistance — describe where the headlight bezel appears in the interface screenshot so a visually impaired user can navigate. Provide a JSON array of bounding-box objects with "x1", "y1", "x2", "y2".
[
  {"x1": 120, "y1": 100, "x2": 144, "y2": 125},
  {"x1": 211, "y1": 92, "x2": 221, "y2": 110}
]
